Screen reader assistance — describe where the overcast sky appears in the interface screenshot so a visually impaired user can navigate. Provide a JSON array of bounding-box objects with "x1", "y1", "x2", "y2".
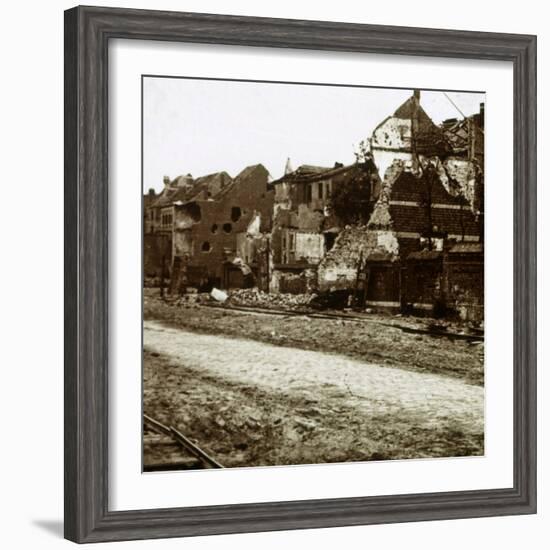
[{"x1": 143, "y1": 77, "x2": 484, "y2": 192}]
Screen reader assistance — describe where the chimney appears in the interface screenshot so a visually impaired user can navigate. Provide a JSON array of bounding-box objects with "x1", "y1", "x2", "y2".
[
  {"x1": 163, "y1": 175, "x2": 170, "y2": 186},
  {"x1": 413, "y1": 89, "x2": 421, "y2": 101},
  {"x1": 284, "y1": 157, "x2": 293, "y2": 175},
  {"x1": 148, "y1": 188, "x2": 155, "y2": 197},
  {"x1": 176, "y1": 174, "x2": 193, "y2": 188}
]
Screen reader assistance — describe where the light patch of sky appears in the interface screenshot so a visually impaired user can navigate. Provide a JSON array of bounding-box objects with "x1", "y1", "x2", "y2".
[{"x1": 143, "y1": 77, "x2": 484, "y2": 192}]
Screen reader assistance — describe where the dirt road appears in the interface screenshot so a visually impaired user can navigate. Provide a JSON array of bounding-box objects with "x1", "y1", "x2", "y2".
[
  {"x1": 144, "y1": 293, "x2": 484, "y2": 385},
  {"x1": 143, "y1": 320, "x2": 484, "y2": 468}
]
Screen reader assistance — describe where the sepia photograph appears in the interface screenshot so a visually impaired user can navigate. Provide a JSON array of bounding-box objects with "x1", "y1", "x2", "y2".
[{"x1": 142, "y1": 76, "x2": 485, "y2": 472}]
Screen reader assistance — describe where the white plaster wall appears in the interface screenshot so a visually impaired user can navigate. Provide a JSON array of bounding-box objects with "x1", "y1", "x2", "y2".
[
  {"x1": 372, "y1": 117, "x2": 411, "y2": 150},
  {"x1": 373, "y1": 149, "x2": 413, "y2": 180},
  {"x1": 295, "y1": 232, "x2": 324, "y2": 262}
]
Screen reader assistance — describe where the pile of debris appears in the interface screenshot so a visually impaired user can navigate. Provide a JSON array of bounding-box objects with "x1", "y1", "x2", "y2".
[{"x1": 227, "y1": 288, "x2": 315, "y2": 311}]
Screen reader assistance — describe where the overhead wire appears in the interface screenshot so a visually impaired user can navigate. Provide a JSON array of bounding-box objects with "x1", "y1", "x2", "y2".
[{"x1": 442, "y1": 91, "x2": 484, "y2": 135}]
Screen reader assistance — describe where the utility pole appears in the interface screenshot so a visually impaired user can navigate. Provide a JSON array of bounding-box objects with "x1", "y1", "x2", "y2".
[{"x1": 411, "y1": 89, "x2": 420, "y2": 173}]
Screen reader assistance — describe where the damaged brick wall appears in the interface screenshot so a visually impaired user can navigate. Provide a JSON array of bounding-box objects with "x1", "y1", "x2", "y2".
[
  {"x1": 365, "y1": 263, "x2": 401, "y2": 307},
  {"x1": 403, "y1": 253, "x2": 444, "y2": 313},
  {"x1": 443, "y1": 245, "x2": 484, "y2": 322},
  {"x1": 172, "y1": 165, "x2": 274, "y2": 288}
]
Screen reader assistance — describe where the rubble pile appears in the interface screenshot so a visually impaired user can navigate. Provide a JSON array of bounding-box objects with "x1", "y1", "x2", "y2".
[
  {"x1": 228, "y1": 288, "x2": 315, "y2": 311},
  {"x1": 320, "y1": 224, "x2": 374, "y2": 271}
]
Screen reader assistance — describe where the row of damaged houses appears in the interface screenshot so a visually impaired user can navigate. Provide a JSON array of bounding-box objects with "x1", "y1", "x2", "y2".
[
  {"x1": 144, "y1": 164, "x2": 273, "y2": 292},
  {"x1": 144, "y1": 90, "x2": 484, "y2": 321}
]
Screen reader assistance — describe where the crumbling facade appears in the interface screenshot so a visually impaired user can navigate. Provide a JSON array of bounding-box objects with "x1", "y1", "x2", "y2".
[
  {"x1": 269, "y1": 161, "x2": 380, "y2": 293},
  {"x1": 144, "y1": 171, "x2": 233, "y2": 277},
  {"x1": 168, "y1": 164, "x2": 274, "y2": 290},
  {"x1": 316, "y1": 90, "x2": 484, "y2": 320},
  {"x1": 143, "y1": 89, "x2": 484, "y2": 321},
  {"x1": 371, "y1": 91, "x2": 484, "y2": 215},
  {"x1": 371, "y1": 90, "x2": 450, "y2": 179}
]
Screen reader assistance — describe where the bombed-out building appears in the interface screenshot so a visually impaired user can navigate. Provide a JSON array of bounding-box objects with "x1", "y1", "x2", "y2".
[
  {"x1": 263, "y1": 90, "x2": 484, "y2": 320},
  {"x1": 144, "y1": 89, "x2": 484, "y2": 321},
  {"x1": 144, "y1": 171, "x2": 233, "y2": 278},
  {"x1": 161, "y1": 164, "x2": 274, "y2": 291},
  {"x1": 317, "y1": 90, "x2": 484, "y2": 320},
  {"x1": 268, "y1": 160, "x2": 381, "y2": 294},
  {"x1": 371, "y1": 90, "x2": 484, "y2": 215},
  {"x1": 319, "y1": 158, "x2": 483, "y2": 319}
]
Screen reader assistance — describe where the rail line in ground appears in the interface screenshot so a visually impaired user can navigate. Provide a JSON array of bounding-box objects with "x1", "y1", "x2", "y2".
[
  {"x1": 143, "y1": 413, "x2": 223, "y2": 471},
  {"x1": 201, "y1": 303, "x2": 484, "y2": 342}
]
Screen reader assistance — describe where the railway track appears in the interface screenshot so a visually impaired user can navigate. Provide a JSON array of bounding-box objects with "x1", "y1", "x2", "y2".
[
  {"x1": 143, "y1": 414, "x2": 223, "y2": 472},
  {"x1": 202, "y1": 303, "x2": 484, "y2": 342}
]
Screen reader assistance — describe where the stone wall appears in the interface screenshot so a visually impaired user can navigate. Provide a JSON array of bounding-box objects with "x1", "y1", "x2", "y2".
[{"x1": 271, "y1": 268, "x2": 317, "y2": 295}]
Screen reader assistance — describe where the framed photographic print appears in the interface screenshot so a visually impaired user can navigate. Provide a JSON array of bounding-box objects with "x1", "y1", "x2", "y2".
[{"x1": 64, "y1": 5, "x2": 537, "y2": 543}]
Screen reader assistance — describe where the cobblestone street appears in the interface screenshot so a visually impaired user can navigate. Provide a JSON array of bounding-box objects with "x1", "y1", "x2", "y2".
[{"x1": 144, "y1": 312, "x2": 484, "y2": 468}]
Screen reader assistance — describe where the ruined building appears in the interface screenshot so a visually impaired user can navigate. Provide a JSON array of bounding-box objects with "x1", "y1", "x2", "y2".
[
  {"x1": 143, "y1": 89, "x2": 484, "y2": 320},
  {"x1": 144, "y1": 164, "x2": 274, "y2": 291},
  {"x1": 319, "y1": 90, "x2": 485, "y2": 320},
  {"x1": 371, "y1": 90, "x2": 484, "y2": 215},
  {"x1": 268, "y1": 160, "x2": 381, "y2": 294},
  {"x1": 144, "y1": 171, "x2": 232, "y2": 278},
  {"x1": 263, "y1": 90, "x2": 484, "y2": 320}
]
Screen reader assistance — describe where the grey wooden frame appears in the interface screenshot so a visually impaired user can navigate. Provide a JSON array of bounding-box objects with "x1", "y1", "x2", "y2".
[{"x1": 64, "y1": 5, "x2": 537, "y2": 543}]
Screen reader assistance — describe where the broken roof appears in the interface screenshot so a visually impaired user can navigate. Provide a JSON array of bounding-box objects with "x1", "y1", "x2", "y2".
[
  {"x1": 214, "y1": 164, "x2": 269, "y2": 199},
  {"x1": 235, "y1": 163, "x2": 268, "y2": 180},
  {"x1": 441, "y1": 116, "x2": 484, "y2": 159},
  {"x1": 374, "y1": 94, "x2": 451, "y2": 157},
  {"x1": 151, "y1": 171, "x2": 233, "y2": 208},
  {"x1": 194, "y1": 171, "x2": 232, "y2": 187},
  {"x1": 191, "y1": 171, "x2": 232, "y2": 200},
  {"x1": 271, "y1": 162, "x2": 360, "y2": 186}
]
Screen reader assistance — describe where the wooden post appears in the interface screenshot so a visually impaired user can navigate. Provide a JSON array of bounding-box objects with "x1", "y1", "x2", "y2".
[
  {"x1": 353, "y1": 249, "x2": 364, "y2": 308},
  {"x1": 362, "y1": 266, "x2": 370, "y2": 308},
  {"x1": 266, "y1": 236, "x2": 271, "y2": 293},
  {"x1": 160, "y1": 254, "x2": 165, "y2": 298}
]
